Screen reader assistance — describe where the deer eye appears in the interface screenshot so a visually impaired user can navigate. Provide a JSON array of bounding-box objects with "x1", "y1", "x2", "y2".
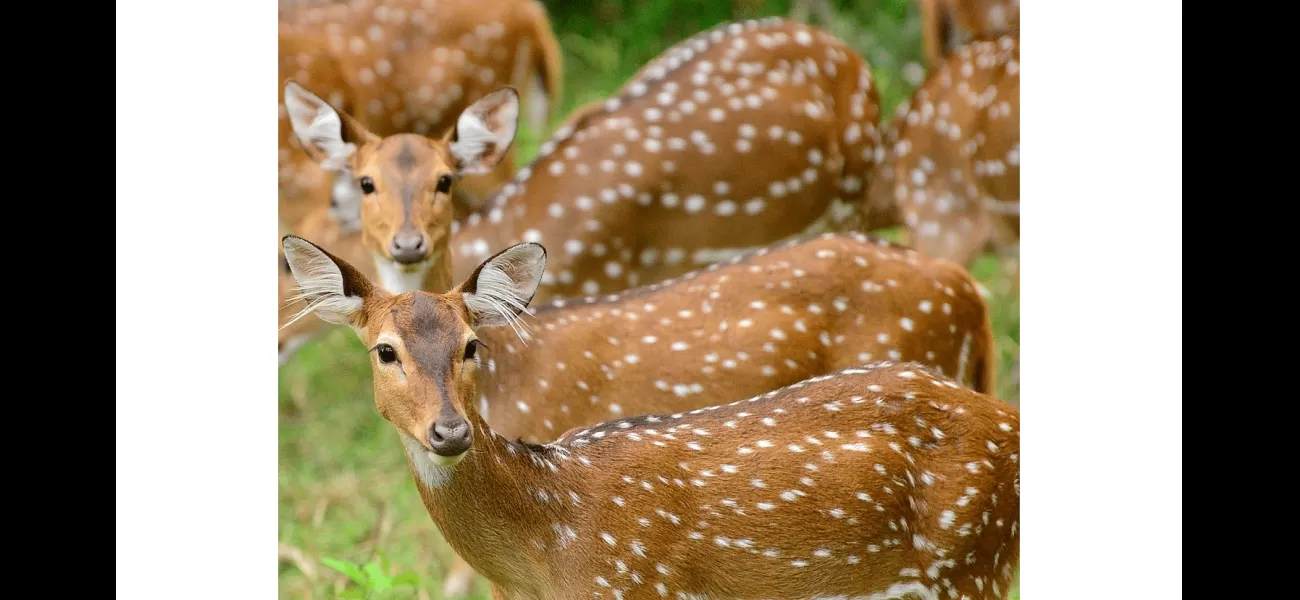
[
  {"x1": 376, "y1": 343, "x2": 398, "y2": 364},
  {"x1": 463, "y1": 339, "x2": 484, "y2": 361},
  {"x1": 436, "y1": 174, "x2": 453, "y2": 194},
  {"x1": 358, "y1": 176, "x2": 376, "y2": 194}
]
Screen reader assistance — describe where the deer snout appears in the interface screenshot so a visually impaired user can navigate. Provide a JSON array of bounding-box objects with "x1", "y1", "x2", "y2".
[
  {"x1": 429, "y1": 417, "x2": 472, "y2": 458},
  {"x1": 390, "y1": 233, "x2": 429, "y2": 264}
]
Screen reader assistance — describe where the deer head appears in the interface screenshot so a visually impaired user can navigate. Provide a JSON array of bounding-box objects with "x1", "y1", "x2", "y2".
[
  {"x1": 283, "y1": 81, "x2": 521, "y2": 294},
  {"x1": 281, "y1": 234, "x2": 545, "y2": 464}
]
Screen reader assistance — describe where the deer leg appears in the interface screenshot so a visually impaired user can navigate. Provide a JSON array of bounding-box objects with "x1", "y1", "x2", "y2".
[
  {"x1": 1000, "y1": 241, "x2": 1020, "y2": 295},
  {"x1": 919, "y1": 0, "x2": 945, "y2": 70},
  {"x1": 524, "y1": 75, "x2": 550, "y2": 137},
  {"x1": 441, "y1": 556, "x2": 479, "y2": 598},
  {"x1": 278, "y1": 333, "x2": 315, "y2": 365}
]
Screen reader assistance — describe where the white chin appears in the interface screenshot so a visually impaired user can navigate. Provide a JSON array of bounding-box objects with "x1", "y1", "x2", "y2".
[{"x1": 429, "y1": 451, "x2": 467, "y2": 466}]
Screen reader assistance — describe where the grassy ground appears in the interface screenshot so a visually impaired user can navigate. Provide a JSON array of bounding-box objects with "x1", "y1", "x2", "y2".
[{"x1": 278, "y1": 2, "x2": 1020, "y2": 597}]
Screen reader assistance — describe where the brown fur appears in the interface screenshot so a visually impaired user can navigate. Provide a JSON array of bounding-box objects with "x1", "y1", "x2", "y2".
[
  {"x1": 282, "y1": 232, "x2": 1002, "y2": 594},
  {"x1": 279, "y1": 23, "x2": 352, "y2": 229},
  {"x1": 280, "y1": 234, "x2": 1020, "y2": 600},
  {"x1": 449, "y1": 18, "x2": 885, "y2": 304},
  {"x1": 867, "y1": 34, "x2": 1019, "y2": 284},
  {"x1": 475, "y1": 232, "x2": 998, "y2": 446},
  {"x1": 277, "y1": 0, "x2": 565, "y2": 224}
]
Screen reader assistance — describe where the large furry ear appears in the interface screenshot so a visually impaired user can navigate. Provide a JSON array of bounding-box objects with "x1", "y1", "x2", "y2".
[
  {"x1": 283, "y1": 80, "x2": 377, "y2": 171},
  {"x1": 449, "y1": 87, "x2": 520, "y2": 176},
  {"x1": 457, "y1": 242, "x2": 546, "y2": 337},
  {"x1": 281, "y1": 235, "x2": 384, "y2": 327}
]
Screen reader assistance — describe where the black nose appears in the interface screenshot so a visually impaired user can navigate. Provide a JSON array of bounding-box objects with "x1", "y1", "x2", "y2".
[
  {"x1": 429, "y1": 419, "x2": 472, "y2": 457},
  {"x1": 390, "y1": 234, "x2": 428, "y2": 264}
]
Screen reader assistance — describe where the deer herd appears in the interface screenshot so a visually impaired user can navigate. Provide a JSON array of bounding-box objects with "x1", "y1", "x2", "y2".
[{"x1": 278, "y1": 1, "x2": 1020, "y2": 599}]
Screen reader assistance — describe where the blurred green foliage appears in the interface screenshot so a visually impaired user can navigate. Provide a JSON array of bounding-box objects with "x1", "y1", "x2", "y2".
[{"x1": 322, "y1": 553, "x2": 421, "y2": 599}]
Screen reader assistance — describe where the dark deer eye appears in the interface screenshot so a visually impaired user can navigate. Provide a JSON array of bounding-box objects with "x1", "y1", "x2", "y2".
[
  {"x1": 376, "y1": 343, "x2": 397, "y2": 364},
  {"x1": 463, "y1": 339, "x2": 483, "y2": 361},
  {"x1": 359, "y1": 176, "x2": 376, "y2": 194},
  {"x1": 436, "y1": 174, "x2": 453, "y2": 194}
]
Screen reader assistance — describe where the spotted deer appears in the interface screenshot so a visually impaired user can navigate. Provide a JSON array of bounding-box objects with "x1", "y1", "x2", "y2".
[
  {"x1": 446, "y1": 17, "x2": 887, "y2": 301},
  {"x1": 282, "y1": 231, "x2": 998, "y2": 595},
  {"x1": 438, "y1": 230, "x2": 997, "y2": 596},
  {"x1": 280, "y1": 235, "x2": 1021, "y2": 600},
  {"x1": 867, "y1": 34, "x2": 1019, "y2": 288},
  {"x1": 277, "y1": 0, "x2": 563, "y2": 227},
  {"x1": 918, "y1": 0, "x2": 1020, "y2": 70}
]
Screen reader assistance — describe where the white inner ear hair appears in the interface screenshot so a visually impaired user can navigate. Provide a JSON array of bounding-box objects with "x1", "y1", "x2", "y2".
[
  {"x1": 450, "y1": 97, "x2": 517, "y2": 172},
  {"x1": 282, "y1": 243, "x2": 363, "y2": 327},
  {"x1": 285, "y1": 94, "x2": 357, "y2": 171},
  {"x1": 449, "y1": 112, "x2": 497, "y2": 172},
  {"x1": 464, "y1": 253, "x2": 540, "y2": 343}
]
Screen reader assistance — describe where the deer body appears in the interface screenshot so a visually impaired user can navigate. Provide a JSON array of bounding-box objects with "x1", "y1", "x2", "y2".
[
  {"x1": 476, "y1": 232, "x2": 996, "y2": 444},
  {"x1": 450, "y1": 18, "x2": 886, "y2": 301},
  {"x1": 420, "y1": 362, "x2": 1020, "y2": 600},
  {"x1": 919, "y1": 0, "x2": 1020, "y2": 70},
  {"x1": 281, "y1": 235, "x2": 1018, "y2": 600},
  {"x1": 277, "y1": 0, "x2": 563, "y2": 226},
  {"x1": 868, "y1": 34, "x2": 1019, "y2": 283}
]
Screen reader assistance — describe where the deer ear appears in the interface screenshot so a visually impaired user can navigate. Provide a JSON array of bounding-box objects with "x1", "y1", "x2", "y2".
[
  {"x1": 283, "y1": 80, "x2": 377, "y2": 171},
  {"x1": 458, "y1": 242, "x2": 547, "y2": 329},
  {"x1": 449, "y1": 87, "x2": 520, "y2": 176},
  {"x1": 281, "y1": 235, "x2": 384, "y2": 327}
]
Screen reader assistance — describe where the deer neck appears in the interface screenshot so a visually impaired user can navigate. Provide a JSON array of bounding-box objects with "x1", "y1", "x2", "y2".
[
  {"x1": 473, "y1": 324, "x2": 531, "y2": 396},
  {"x1": 399, "y1": 402, "x2": 574, "y2": 594}
]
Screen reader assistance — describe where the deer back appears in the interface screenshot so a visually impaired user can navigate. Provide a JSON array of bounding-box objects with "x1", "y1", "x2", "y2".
[
  {"x1": 451, "y1": 18, "x2": 885, "y2": 304},
  {"x1": 474, "y1": 232, "x2": 996, "y2": 444}
]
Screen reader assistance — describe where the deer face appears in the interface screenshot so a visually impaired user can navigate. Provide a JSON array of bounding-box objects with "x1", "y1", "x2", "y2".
[
  {"x1": 283, "y1": 81, "x2": 521, "y2": 293},
  {"x1": 281, "y1": 235, "x2": 546, "y2": 467}
]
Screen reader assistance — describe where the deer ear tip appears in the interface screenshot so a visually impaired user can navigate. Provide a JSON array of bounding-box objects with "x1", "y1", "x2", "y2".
[
  {"x1": 282, "y1": 235, "x2": 317, "y2": 254},
  {"x1": 520, "y1": 242, "x2": 547, "y2": 265}
]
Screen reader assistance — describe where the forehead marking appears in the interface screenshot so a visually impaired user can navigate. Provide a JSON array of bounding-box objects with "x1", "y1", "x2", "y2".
[{"x1": 395, "y1": 294, "x2": 464, "y2": 417}]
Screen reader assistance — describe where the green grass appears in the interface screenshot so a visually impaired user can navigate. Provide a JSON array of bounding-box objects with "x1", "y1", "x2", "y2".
[{"x1": 279, "y1": 2, "x2": 1020, "y2": 597}]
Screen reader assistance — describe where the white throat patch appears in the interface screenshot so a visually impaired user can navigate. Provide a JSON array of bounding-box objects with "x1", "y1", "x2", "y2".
[
  {"x1": 400, "y1": 431, "x2": 456, "y2": 489},
  {"x1": 374, "y1": 254, "x2": 434, "y2": 294}
]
